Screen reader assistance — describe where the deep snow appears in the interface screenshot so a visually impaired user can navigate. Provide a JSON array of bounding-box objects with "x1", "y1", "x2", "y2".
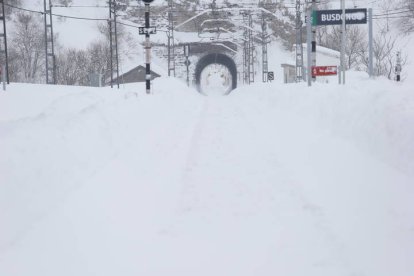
[{"x1": 0, "y1": 73, "x2": 413, "y2": 276}]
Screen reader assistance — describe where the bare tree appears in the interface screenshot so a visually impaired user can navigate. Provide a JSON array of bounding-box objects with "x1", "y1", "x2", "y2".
[
  {"x1": 358, "y1": 26, "x2": 406, "y2": 79},
  {"x1": 4, "y1": 0, "x2": 22, "y2": 17},
  {"x1": 86, "y1": 40, "x2": 111, "y2": 83},
  {"x1": 379, "y1": 0, "x2": 397, "y2": 32},
  {"x1": 398, "y1": 0, "x2": 414, "y2": 34},
  {"x1": 56, "y1": 48, "x2": 89, "y2": 85},
  {"x1": 9, "y1": 12, "x2": 45, "y2": 83},
  {"x1": 55, "y1": 39, "x2": 111, "y2": 86},
  {"x1": 319, "y1": 25, "x2": 366, "y2": 70},
  {"x1": 345, "y1": 26, "x2": 366, "y2": 69}
]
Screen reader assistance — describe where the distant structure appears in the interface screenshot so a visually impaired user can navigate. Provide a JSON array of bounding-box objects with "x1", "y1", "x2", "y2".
[
  {"x1": 281, "y1": 64, "x2": 296, "y2": 83},
  {"x1": 111, "y1": 65, "x2": 160, "y2": 85}
]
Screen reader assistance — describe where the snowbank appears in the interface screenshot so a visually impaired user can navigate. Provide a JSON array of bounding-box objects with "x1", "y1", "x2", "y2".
[
  {"x1": 0, "y1": 74, "x2": 413, "y2": 276},
  {"x1": 236, "y1": 72, "x2": 414, "y2": 177},
  {"x1": 0, "y1": 78, "x2": 202, "y2": 251}
]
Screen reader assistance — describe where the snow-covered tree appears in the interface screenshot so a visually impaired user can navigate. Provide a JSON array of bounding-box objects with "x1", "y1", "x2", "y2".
[{"x1": 9, "y1": 12, "x2": 45, "y2": 83}]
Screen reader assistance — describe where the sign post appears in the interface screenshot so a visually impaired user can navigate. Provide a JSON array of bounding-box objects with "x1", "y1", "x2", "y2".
[
  {"x1": 141, "y1": 0, "x2": 155, "y2": 94},
  {"x1": 311, "y1": 0, "x2": 317, "y2": 82},
  {"x1": 139, "y1": 27, "x2": 156, "y2": 35},
  {"x1": 312, "y1": 8, "x2": 367, "y2": 26},
  {"x1": 307, "y1": 9, "x2": 312, "y2": 87},
  {"x1": 312, "y1": 66, "x2": 338, "y2": 77},
  {"x1": 268, "y1": 71, "x2": 274, "y2": 81},
  {"x1": 312, "y1": 7, "x2": 370, "y2": 84},
  {"x1": 340, "y1": 0, "x2": 346, "y2": 84}
]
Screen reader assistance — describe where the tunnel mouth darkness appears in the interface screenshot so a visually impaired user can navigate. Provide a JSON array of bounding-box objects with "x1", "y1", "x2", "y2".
[{"x1": 195, "y1": 53, "x2": 237, "y2": 96}]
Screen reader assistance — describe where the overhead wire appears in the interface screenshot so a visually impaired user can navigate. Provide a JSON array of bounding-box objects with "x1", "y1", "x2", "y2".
[
  {"x1": 4, "y1": 3, "x2": 108, "y2": 21},
  {"x1": 5, "y1": 2, "x2": 411, "y2": 31}
]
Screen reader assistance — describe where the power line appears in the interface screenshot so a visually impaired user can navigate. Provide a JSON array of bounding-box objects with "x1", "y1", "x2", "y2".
[
  {"x1": 53, "y1": 5, "x2": 109, "y2": 8},
  {"x1": 373, "y1": 9, "x2": 412, "y2": 17},
  {"x1": 52, "y1": 13, "x2": 107, "y2": 21},
  {"x1": 4, "y1": 3, "x2": 107, "y2": 21},
  {"x1": 5, "y1": 3, "x2": 43, "y2": 15}
]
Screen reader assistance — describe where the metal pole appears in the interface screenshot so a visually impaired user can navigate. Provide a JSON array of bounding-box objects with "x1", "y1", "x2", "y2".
[
  {"x1": 262, "y1": 11, "x2": 268, "y2": 83},
  {"x1": 43, "y1": 0, "x2": 48, "y2": 84},
  {"x1": 114, "y1": 7, "x2": 119, "y2": 89},
  {"x1": 186, "y1": 57, "x2": 189, "y2": 86},
  {"x1": 108, "y1": 20, "x2": 113, "y2": 87},
  {"x1": 396, "y1": 51, "x2": 401, "y2": 81},
  {"x1": 49, "y1": 0, "x2": 56, "y2": 84},
  {"x1": 248, "y1": 13, "x2": 254, "y2": 84},
  {"x1": 167, "y1": 35, "x2": 171, "y2": 77},
  {"x1": 307, "y1": 9, "x2": 312, "y2": 87},
  {"x1": 108, "y1": 1, "x2": 113, "y2": 88},
  {"x1": 311, "y1": 0, "x2": 317, "y2": 82},
  {"x1": 167, "y1": 1, "x2": 171, "y2": 77},
  {"x1": 2, "y1": 64, "x2": 5, "y2": 90},
  {"x1": 340, "y1": 0, "x2": 346, "y2": 85},
  {"x1": 295, "y1": 0, "x2": 303, "y2": 82},
  {"x1": 368, "y1": 8, "x2": 373, "y2": 78},
  {"x1": 1, "y1": 0, "x2": 9, "y2": 84},
  {"x1": 338, "y1": 65, "x2": 341, "y2": 84},
  {"x1": 108, "y1": 0, "x2": 119, "y2": 89},
  {"x1": 44, "y1": 0, "x2": 56, "y2": 84},
  {"x1": 167, "y1": 0, "x2": 175, "y2": 77},
  {"x1": 184, "y1": 44, "x2": 189, "y2": 86},
  {"x1": 145, "y1": 3, "x2": 151, "y2": 94}
]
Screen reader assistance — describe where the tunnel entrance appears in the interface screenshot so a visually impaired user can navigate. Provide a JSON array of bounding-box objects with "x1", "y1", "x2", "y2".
[{"x1": 195, "y1": 53, "x2": 237, "y2": 95}]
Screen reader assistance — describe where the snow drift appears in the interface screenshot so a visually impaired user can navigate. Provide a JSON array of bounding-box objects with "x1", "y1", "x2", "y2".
[{"x1": 0, "y1": 74, "x2": 413, "y2": 276}]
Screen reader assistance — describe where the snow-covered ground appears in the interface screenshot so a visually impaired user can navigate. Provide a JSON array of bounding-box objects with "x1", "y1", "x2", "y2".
[
  {"x1": 1, "y1": 72, "x2": 413, "y2": 276},
  {"x1": 2, "y1": 1, "x2": 414, "y2": 275}
]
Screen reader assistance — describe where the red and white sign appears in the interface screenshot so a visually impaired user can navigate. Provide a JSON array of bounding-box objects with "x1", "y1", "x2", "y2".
[{"x1": 312, "y1": 66, "x2": 338, "y2": 77}]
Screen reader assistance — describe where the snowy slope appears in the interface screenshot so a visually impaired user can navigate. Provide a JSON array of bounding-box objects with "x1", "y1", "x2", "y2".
[{"x1": 1, "y1": 73, "x2": 413, "y2": 276}]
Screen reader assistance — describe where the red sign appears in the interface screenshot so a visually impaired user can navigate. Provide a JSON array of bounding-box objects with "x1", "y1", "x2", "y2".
[{"x1": 312, "y1": 66, "x2": 338, "y2": 77}]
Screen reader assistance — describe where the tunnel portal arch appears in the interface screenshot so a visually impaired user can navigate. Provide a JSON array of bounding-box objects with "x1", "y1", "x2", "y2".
[{"x1": 195, "y1": 53, "x2": 237, "y2": 95}]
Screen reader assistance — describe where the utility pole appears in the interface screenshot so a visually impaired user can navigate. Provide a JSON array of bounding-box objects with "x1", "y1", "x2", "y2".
[
  {"x1": 242, "y1": 12, "x2": 249, "y2": 84},
  {"x1": 295, "y1": 0, "x2": 303, "y2": 82},
  {"x1": 44, "y1": 0, "x2": 56, "y2": 84},
  {"x1": 0, "y1": 0, "x2": 8, "y2": 84},
  {"x1": 248, "y1": 12, "x2": 254, "y2": 84},
  {"x1": 109, "y1": 0, "x2": 120, "y2": 88},
  {"x1": 340, "y1": 0, "x2": 346, "y2": 84},
  {"x1": 240, "y1": 10, "x2": 255, "y2": 85},
  {"x1": 311, "y1": 0, "x2": 317, "y2": 82},
  {"x1": 261, "y1": 11, "x2": 268, "y2": 82},
  {"x1": 306, "y1": 8, "x2": 312, "y2": 87},
  {"x1": 167, "y1": 0, "x2": 175, "y2": 77},
  {"x1": 368, "y1": 8, "x2": 373, "y2": 78}
]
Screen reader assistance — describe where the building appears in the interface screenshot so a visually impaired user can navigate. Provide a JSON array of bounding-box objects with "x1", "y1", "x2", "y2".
[{"x1": 110, "y1": 65, "x2": 161, "y2": 85}]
